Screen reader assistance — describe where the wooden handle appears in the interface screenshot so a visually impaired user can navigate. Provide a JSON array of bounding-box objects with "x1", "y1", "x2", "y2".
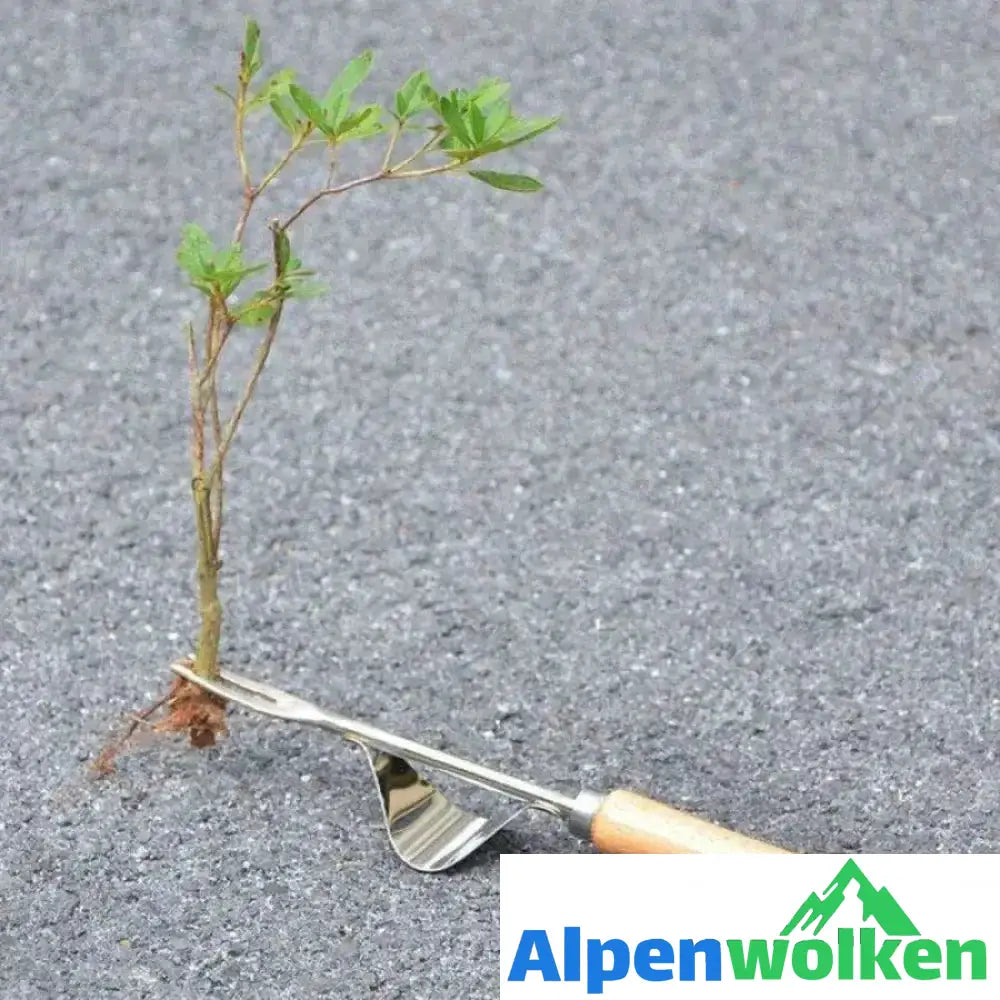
[{"x1": 589, "y1": 789, "x2": 788, "y2": 854}]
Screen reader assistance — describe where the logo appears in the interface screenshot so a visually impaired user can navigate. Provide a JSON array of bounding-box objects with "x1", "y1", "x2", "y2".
[
  {"x1": 782, "y1": 858, "x2": 919, "y2": 936},
  {"x1": 500, "y1": 855, "x2": 995, "y2": 996}
]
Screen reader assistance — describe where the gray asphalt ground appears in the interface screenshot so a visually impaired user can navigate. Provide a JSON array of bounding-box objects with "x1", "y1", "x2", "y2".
[{"x1": 3, "y1": 0, "x2": 999, "y2": 995}]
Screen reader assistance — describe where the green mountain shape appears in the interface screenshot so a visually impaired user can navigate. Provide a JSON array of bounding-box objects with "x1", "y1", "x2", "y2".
[{"x1": 781, "y1": 859, "x2": 920, "y2": 937}]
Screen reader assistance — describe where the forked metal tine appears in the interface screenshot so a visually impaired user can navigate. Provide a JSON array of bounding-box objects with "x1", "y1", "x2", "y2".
[{"x1": 170, "y1": 661, "x2": 317, "y2": 720}]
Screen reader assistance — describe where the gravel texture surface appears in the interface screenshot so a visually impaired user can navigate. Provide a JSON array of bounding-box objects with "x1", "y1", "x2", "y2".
[{"x1": 3, "y1": 1, "x2": 999, "y2": 996}]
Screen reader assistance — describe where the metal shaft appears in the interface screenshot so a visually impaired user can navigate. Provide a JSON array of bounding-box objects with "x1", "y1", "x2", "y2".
[{"x1": 303, "y1": 709, "x2": 580, "y2": 817}]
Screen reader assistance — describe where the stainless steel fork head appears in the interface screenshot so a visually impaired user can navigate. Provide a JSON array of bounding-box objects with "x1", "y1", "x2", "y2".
[{"x1": 169, "y1": 660, "x2": 531, "y2": 872}]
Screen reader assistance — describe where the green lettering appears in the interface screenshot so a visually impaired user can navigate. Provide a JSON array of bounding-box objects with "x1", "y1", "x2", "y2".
[
  {"x1": 859, "y1": 928, "x2": 901, "y2": 980},
  {"x1": 726, "y1": 939, "x2": 788, "y2": 980},
  {"x1": 791, "y1": 940, "x2": 833, "y2": 980},
  {"x1": 946, "y1": 939, "x2": 987, "y2": 980},
  {"x1": 902, "y1": 940, "x2": 940, "y2": 980},
  {"x1": 837, "y1": 927, "x2": 854, "y2": 979}
]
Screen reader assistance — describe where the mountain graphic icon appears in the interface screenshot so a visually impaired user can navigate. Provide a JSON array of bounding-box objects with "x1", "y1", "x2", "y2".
[{"x1": 781, "y1": 859, "x2": 920, "y2": 937}]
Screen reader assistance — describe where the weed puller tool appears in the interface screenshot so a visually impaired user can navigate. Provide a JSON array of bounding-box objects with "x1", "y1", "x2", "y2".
[{"x1": 171, "y1": 662, "x2": 787, "y2": 870}]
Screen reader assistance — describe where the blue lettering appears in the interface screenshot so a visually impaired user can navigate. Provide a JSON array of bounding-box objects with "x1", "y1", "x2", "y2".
[
  {"x1": 635, "y1": 939, "x2": 674, "y2": 981},
  {"x1": 586, "y1": 937, "x2": 631, "y2": 995},
  {"x1": 507, "y1": 930, "x2": 560, "y2": 982},
  {"x1": 564, "y1": 926, "x2": 581, "y2": 981},
  {"x1": 679, "y1": 938, "x2": 723, "y2": 981}
]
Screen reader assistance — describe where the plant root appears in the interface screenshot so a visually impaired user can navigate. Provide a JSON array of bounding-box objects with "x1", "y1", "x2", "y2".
[{"x1": 91, "y1": 660, "x2": 228, "y2": 776}]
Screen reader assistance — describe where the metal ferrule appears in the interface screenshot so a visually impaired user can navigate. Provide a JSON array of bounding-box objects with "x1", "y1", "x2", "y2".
[{"x1": 566, "y1": 789, "x2": 605, "y2": 839}]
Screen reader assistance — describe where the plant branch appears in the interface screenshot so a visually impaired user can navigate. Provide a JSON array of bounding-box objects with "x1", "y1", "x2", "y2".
[
  {"x1": 198, "y1": 320, "x2": 234, "y2": 391},
  {"x1": 231, "y1": 73, "x2": 257, "y2": 242},
  {"x1": 281, "y1": 170, "x2": 389, "y2": 230},
  {"x1": 388, "y1": 126, "x2": 445, "y2": 173},
  {"x1": 381, "y1": 120, "x2": 403, "y2": 172},
  {"x1": 207, "y1": 226, "x2": 288, "y2": 487},
  {"x1": 206, "y1": 303, "x2": 226, "y2": 553},
  {"x1": 234, "y1": 78, "x2": 252, "y2": 186},
  {"x1": 256, "y1": 130, "x2": 310, "y2": 196},
  {"x1": 185, "y1": 322, "x2": 204, "y2": 478},
  {"x1": 280, "y1": 156, "x2": 462, "y2": 232},
  {"x1": 387, "y1": 160, "x2": 465, "y2": 181},
  {"x1": 208, "y1": 312, "x2": 281, "y2": 489}
]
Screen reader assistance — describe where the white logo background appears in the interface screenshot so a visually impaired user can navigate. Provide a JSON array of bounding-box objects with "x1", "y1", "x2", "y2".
[{"x1": 500, "y1": 854, "x2": 999, "y2": 998}]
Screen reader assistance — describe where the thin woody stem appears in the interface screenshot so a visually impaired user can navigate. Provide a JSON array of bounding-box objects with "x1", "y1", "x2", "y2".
[
  {"x1": 207, "y1": 304, "x2": 226, "y2": 554},
  {"x1": 208, "y1": 311, "x2": 282, "y2": 488},
  {"x1": 207, "y1": 225, "x2": 288, "y2": 488},
  {"x1": 198, "y1": 322, "x2": 233, "y2": 390},
  {"x1": 388, "y1": 160, "x2": 466, "y2": 181},
  {"x1": 233, "y1": 74, "x2": 253, "y2": 242},
  {"x1": 233, "y1": 130, "x2": 312, "y2": 244},
  {"x1": 281, "y1": 157, "x2": 463, "y2": 232},
  {"x1": 234, "y1": 197, "x2": 254, "y2": 245},
  {"x1": 381, "y1": 120, "x2": 403, "y2": 172},
  {"x1": 185, "y1": 322, "x2": 204, "y2": 478},
  {"x1": 281, "y1": 170, "x2": 389, "y2": 230},
  {"x1": 257, "y1": 130, "x2": 310, "y2": 194},
  {"x1": 387, "y1": 127, "x2": 445, "y2": 173}
]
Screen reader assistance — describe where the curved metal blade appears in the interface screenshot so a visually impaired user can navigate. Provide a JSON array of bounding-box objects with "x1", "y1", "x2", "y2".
[{"x1": 356, "y1": 743, "x2": 528, "y2": 873}]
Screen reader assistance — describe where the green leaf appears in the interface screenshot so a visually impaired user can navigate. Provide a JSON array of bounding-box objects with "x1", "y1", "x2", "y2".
[
  {"x1": 438, "y1": 95, "x2": 472, "y2": 147},
  {"x1": 470, "y1": 78, "x2": 510, "y2": 106},
  {"x1": 214, "y1": 84, "x2": 237, "y2": 106},
  {"x1": 285, "y1": 277, "x2": 328, "y2": 299},
  {"x1": 243, "y1": 20, "x2": 260, "y2": 56},
  {"x1": 242, "y1": 19, "x2": 262, "y2": 78},
  {"x1": 289, "y1": 84, "x2": 333, "y2": 135},
  {"x1": 177, "y1": 224, "x2": 216, "y2": 281},
  {"x1": 234, "y1": 292, "x2": 278, "y2": 326},
  {"x1": 394, "y1": 69, "x2": 434, "y2": 119},
  {"x1": 463, "y1": 114, "x2": 560, "y2": 157},
  {"x1": 274, "y1": 228, "x2": 292, "y2": 273},
  {"x1": 247, "y1": 69, "x2": 296, "y2": 111},
  {"x1": 322, "y1": 49, "x2": 374, "y2": 111},
  {"x1": 482, "y1": 100, "x2": 512, "y2": 141},
  {"x1": 177, "y1": 235, "x2": 267, "y2": 298},
  {"x1": 468, "y1": 101, "x2": 487, "y2": 145},
  {"x1": 336, "y1": 104, "x2": 384, "y2": 140},
  {"x1": 467, "y1": 170, "x2": 543, "y2": 192},
  {"x1": 269, "y1": 95, "x2": 301, "y2": 132},
  {"x1": 213, "y1": 243, "x2": 243, "y2": 273},
  {"x1": 215, "y1": 262, "x2": 268, "y2": 298},
  {"x1": 324, "y1": 91, "x2": 349, "y2": 130},
  {"x1": 491, "y1": 114, "x2": 560, "y2": 150}
]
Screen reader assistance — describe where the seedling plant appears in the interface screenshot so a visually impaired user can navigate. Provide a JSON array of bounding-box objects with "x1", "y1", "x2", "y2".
[{"x1": 94, "y1": 19, "x2": 558, "y2": 771}]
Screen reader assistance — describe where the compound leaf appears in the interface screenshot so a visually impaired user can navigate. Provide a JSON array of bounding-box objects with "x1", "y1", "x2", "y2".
[{"x1": 394, "y1": 69, "x2": 434, "y2": 119}]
